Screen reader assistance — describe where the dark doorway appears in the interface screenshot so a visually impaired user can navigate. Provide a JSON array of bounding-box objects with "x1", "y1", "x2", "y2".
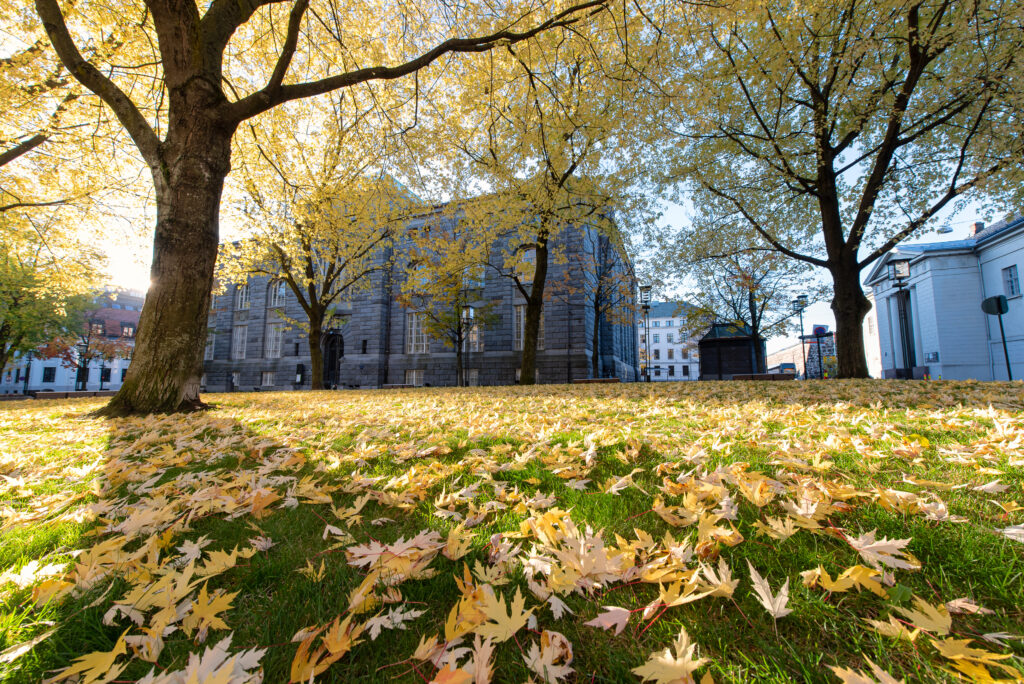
[{"x1": 322, "y1": 333, "x2": 344, "y2": 387}]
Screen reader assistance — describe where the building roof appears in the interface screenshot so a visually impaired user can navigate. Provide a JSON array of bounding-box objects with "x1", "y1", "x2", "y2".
[
  {"x1": 864, "y1": 214, "x2": 1024, "y2": 286},
  {"x1": 646, "y1": 301, "x2": 693, "y2": 319},
  {"x1": 700, "y1": 322, "x2": 756, "y2": 340}
]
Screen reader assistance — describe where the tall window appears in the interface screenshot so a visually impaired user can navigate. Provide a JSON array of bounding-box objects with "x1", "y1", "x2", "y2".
[
  {"x1": 42, "y1": 367, "x2": 56, "y2": 383},
  {"x1": 465, "y1": 368, "x2": 479, "y2": 386},
  {"x1": 232, "y1": 324, "x2": 247, "y2": 360},
  {"x1": 407, "y1": 313, "x2": 427, "y2": 353},
  {"x1": 653, "y1": 320, "x2": 660, "y2": 327},
  {"x1": 653, "y1": 333, "x2": 660, "y2": 343},
  {"x1": 90, "y1": 320, "x2": 105, "y2": 336},
  {"x1": 121, "y1": 324, "x2": 135, "y2": 338},
  {"x1": 204, "y1": 333, "x2": 215, "y2": 360},
  {"x1": 682, "y1": 366, "x2": 690, "y2": 377},
  {"x1": 513, "y1": 304, "x2": 544, "y2": 351},
  {"x1": 463, "y1": 308, "x2": 483, "y2": 353},
  {"x1": 653, "y1": 349, "x2": 660, "y2": 360},
  {"x1": 667, "y1": 349, "x2": 674, "y2": 360},
  {"x1": 405, "y1": 369, "x2": 424, "y2": 386},
  {"x1": 268, "y1": 280, "x2": 287, "y2": 308},
  {"x1": 667, "y1": 333, "x2": 674, "y2": 343},
  {"x1": 682, "y1": 350, "x2": 689, "y2": 360},
  {"x1": 668, "y1": 365, "x2": 675, "y2": 376},
  {"x1": 1003, "y1": 265, "x2": 1020, "y2": 297},
  {"x1": 666, "y1": 320, "x2": 674, "y2": 327},
  {"x1": 235, "y1": 283, "x2": 250, "y2": 310},
  {"x1": 265, "y1": 323, "x2": 284, "y2": 359},
  {"x1": 261, "y1": 371, "x2": 275, "y2": 386}
]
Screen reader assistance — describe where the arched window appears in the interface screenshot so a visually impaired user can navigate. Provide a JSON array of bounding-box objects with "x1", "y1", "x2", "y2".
[
  {"x1": 268, "y1": 280, "x2": 287, "y2": 308},
  {"x1": 234, "y1": 283, "x2": 250, "y2": 310}
]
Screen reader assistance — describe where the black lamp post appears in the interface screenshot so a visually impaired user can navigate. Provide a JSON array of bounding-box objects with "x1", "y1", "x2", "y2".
[
  {"x1": 639, "y1": 284, "x2": 652, "y2": 382},
  {"x1": 461, "y1": 304, "x2": 473, "y2": 387},
  {"x1": 887, "y1": 257, "x2": 913, "y2": 379},
  {"x1": 790, "y1": 294, "x2": 808, "y2": 379}
]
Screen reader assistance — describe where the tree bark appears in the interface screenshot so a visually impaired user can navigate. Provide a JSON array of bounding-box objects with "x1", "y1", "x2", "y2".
[
  {"x1": 309, "y1": 320, "x2": 325, "y2": 390},
  {"x1": 829, "y1": 261, "x2": 872, "y2": 379},
  {"x1": 456, "y1": 344, "x2": 464, "y2": 387},
  {"x1": 99, "y1": 97, "x2": 233, "y2": 414},
  {"x1": 591, "y1": 305, "x2": 600, "y2": 378},
  {"x1": 520, "y1": 237, "x2": 549, "y2": 385}
]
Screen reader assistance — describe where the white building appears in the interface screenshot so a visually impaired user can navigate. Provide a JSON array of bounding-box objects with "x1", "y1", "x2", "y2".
[
  {"x1": 637, "y1": 301, "x2": 700, "y2": 380},
  {"x1": 0, "y1": 289, "x2": 144, "y2": 395},
  {"x1": 863, "y1": 214, "x2": 1024, "y2": 380}
]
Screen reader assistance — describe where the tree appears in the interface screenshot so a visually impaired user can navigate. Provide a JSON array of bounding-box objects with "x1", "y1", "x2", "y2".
[
  {"x1": 33, "y1": 0, "x2": 610, "y2": 413},
  {"x1": 435, "y1": 20, "x2": 652, "y2": 383},
  {"x1": 398, "y1": 211, "x2": 498, "y2": 386},
  {"x1": 219, "y1": 148, "x2": 412, "y2": 389},
  {"x1": 39, "y1": 307, "x2": 134, "y2": 390},
  {"x1": 0, "y1": 219, "x2": 103, "y2": 374},
  {"x1": 662, "y1": 0, "x2": 1024, "y2": 377}
]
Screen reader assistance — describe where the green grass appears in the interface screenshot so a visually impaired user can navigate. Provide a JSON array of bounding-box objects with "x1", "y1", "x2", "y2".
[{"x1": 1, "y1": 380, "x2": 1022, "y2": 683}]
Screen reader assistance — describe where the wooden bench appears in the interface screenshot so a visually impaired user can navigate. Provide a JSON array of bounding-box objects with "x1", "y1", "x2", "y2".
[
  {"x1": 29, "y1": 390, "x2": 119, "y2": 398},
  {"x1": 0, "y1": 394, "x2": 31, "y2": 401}
]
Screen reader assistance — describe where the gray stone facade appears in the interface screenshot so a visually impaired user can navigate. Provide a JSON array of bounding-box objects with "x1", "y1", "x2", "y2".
[{"x1": 202, "y1": 216, "x2": 640, "y2": 390}]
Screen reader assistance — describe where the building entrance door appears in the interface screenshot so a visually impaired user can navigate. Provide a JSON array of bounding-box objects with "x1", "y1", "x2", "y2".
[{"x1": 322, "y1": 333, "x2": 343, "y2": 388}]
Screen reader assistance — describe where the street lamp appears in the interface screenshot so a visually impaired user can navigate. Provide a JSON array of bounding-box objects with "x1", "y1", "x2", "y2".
[
  {"x1": 639, "y1": 284, "x2": 652, "y2": 382},
  {"x1": 790, "y1": 294, "x2": 808, "y2": 379},
  {"x1": 461, "y1": 305, "x2": 473, "y2": 387},
  {"x1": 887, "y1": 257, "x2": 913, "y2": 379}
]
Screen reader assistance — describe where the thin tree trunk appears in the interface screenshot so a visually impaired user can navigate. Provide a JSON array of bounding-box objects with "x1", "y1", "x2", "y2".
[
  {"x1": 830, "y1": 263, "x2": 872, "y2": 379},
  {"x1": 99, "y1": 119, "x2": 232, "y2": 415},
  {"x1": 309, "y1": 320, "x2": 325, "y2": 390},
  {"x1": 456, "y1": 345, "x2": 464, "y2": 387},
  {"x1": 520, "y1": 237, "x2": 549, "y2": 385},
  {"x1": 591, "y1": 305, "x2": 600, "y2": 378}
]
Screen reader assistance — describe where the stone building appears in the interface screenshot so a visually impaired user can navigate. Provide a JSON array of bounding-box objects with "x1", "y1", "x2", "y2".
[{"x1": 202, "y1": 207, "x2": 640, "y2": 390}]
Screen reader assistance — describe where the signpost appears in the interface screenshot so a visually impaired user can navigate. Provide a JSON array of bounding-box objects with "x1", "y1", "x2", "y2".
[{"x1": 981, "y1": 295, "x2": 1013, "y2": 381}]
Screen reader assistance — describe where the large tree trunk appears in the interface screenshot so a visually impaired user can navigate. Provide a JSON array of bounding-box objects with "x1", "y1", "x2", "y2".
[
  {"x1": 520, "y1": 237, "x2": 549, "y2": 385},
  {"x1": 309, "y1": 321, "x2": 325, "y2": 390},
  {"x1": 830, "y1": 262, "x2": 872, "y2": 379},
  {"x1": 100, "y1": 110, "x2": 233, "y2": 414}
]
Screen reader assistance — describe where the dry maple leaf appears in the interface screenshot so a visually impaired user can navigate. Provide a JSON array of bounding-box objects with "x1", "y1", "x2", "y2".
[
  {"x1": 524, "y1": 630, "x2": 574, "y2": 683},
  {"x1": 475, "y1": 587, "x2": 532, "y2": 642},
  {"x1": 847, "y1": 530, "x2": 920, "y2": 571},
  {"x1": 137, "y1": 636, "x2": 265, "y2": 684},
  {"x1": 584, "y1": 606, "x2": 630, "y2": 635},
  {"x1": 45, "y1": 629, "x2": 128, "y2": 684},
  {"x1": 892, "y1": 597, "x2": 951, "y2": 635},
  {"x1": 746, "y1": 562, "x2": 792, "y2": 619},
  {"x1": 632, "y1": 626, "x2": 709, "y2": 684},
  {"x1": 829, "y1": 657, "x2": 904, "y2": 684}
]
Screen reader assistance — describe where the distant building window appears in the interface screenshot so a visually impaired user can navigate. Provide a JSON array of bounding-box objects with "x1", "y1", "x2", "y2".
[
  {"x1": 234, "y1": 283, "x2": 250, "y2": 310},
  {"x1": 653, "y1": 349, "x2": 660, "y2": 360},
  {"x1": 463, "y1": 309, "x2": 483, "y2": 353},
  {"x1": 121, "y1": 324, "x2": 135, "y2": 338},
  {"x1": 407, "y1": 312, "x2": 427, "y2": 353},
  {"x1": 268, "y1": 280, "x2": 287, "y2": 308},
  {"x1": 265, "y1": 323, "x2": 284, "y2": 359},
  {"x1": 231, "y1": 371, "x2": 240, "y2": 387},
  {"x1": 513, "y1": 304, "x2": 544, "y2": 351},
  {"x1": 667, "y1": 333, "x2": 673, "y2": 343},
  {"x1": 668, "y1": 365, "x2": 675, "y2": 376},
  {"x1": 682, "y1": 365, "x2": 690, "y2": 377},
  {"x1": 232, "y1": 324, "x2": 247, "y2": 360},
  {"x1": 667, "y1": 349, "x2": 674, "y2": 360},
  {"x1": 465, "y1": 369, "x2": 479, "y2": 386},
  {"x1": 1003, "y1": 265, "x2": 1020, "y2": 297},
  {"x1": 261, "y1": 371, "x2": 275, "y2": 386},
  {"x1": 406, "y1": 369, "x2": 424, "y2": 386},
  {"x1": 204, "y1": 333, "x2": 215, "y2": 360},
  {"x1": 100, "y1": 368, "x2": 111, "y2": 383},
  {"x1": 682, "y1": 350, "x2": 689, "y2": 360},
  {"x1": 665, "y1": 320, "x2": 673, "y2": 327},
  {"x1": 90, "y1": 320, "x2": 105, "y2": 336},
  {"x1": 653, "y1": 334, "x2": 660, "y2": 343},
  {"x1": 654, "y1": 369, "x2": 661, "y2": 377},
  {"x1": 121, "y1": 368, "x2": 128, "y2": 381},
  {"x1": 653, "y1": 321, "x2": 660, "y2": 327},
  {"x1": 42, "y1": 367, "x2": 56, "y2": 383}
]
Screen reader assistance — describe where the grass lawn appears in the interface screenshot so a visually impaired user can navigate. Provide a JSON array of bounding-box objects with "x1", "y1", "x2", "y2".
[{"x1": 1, "y1": 380, "x2": 1023, "y2": 683}]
